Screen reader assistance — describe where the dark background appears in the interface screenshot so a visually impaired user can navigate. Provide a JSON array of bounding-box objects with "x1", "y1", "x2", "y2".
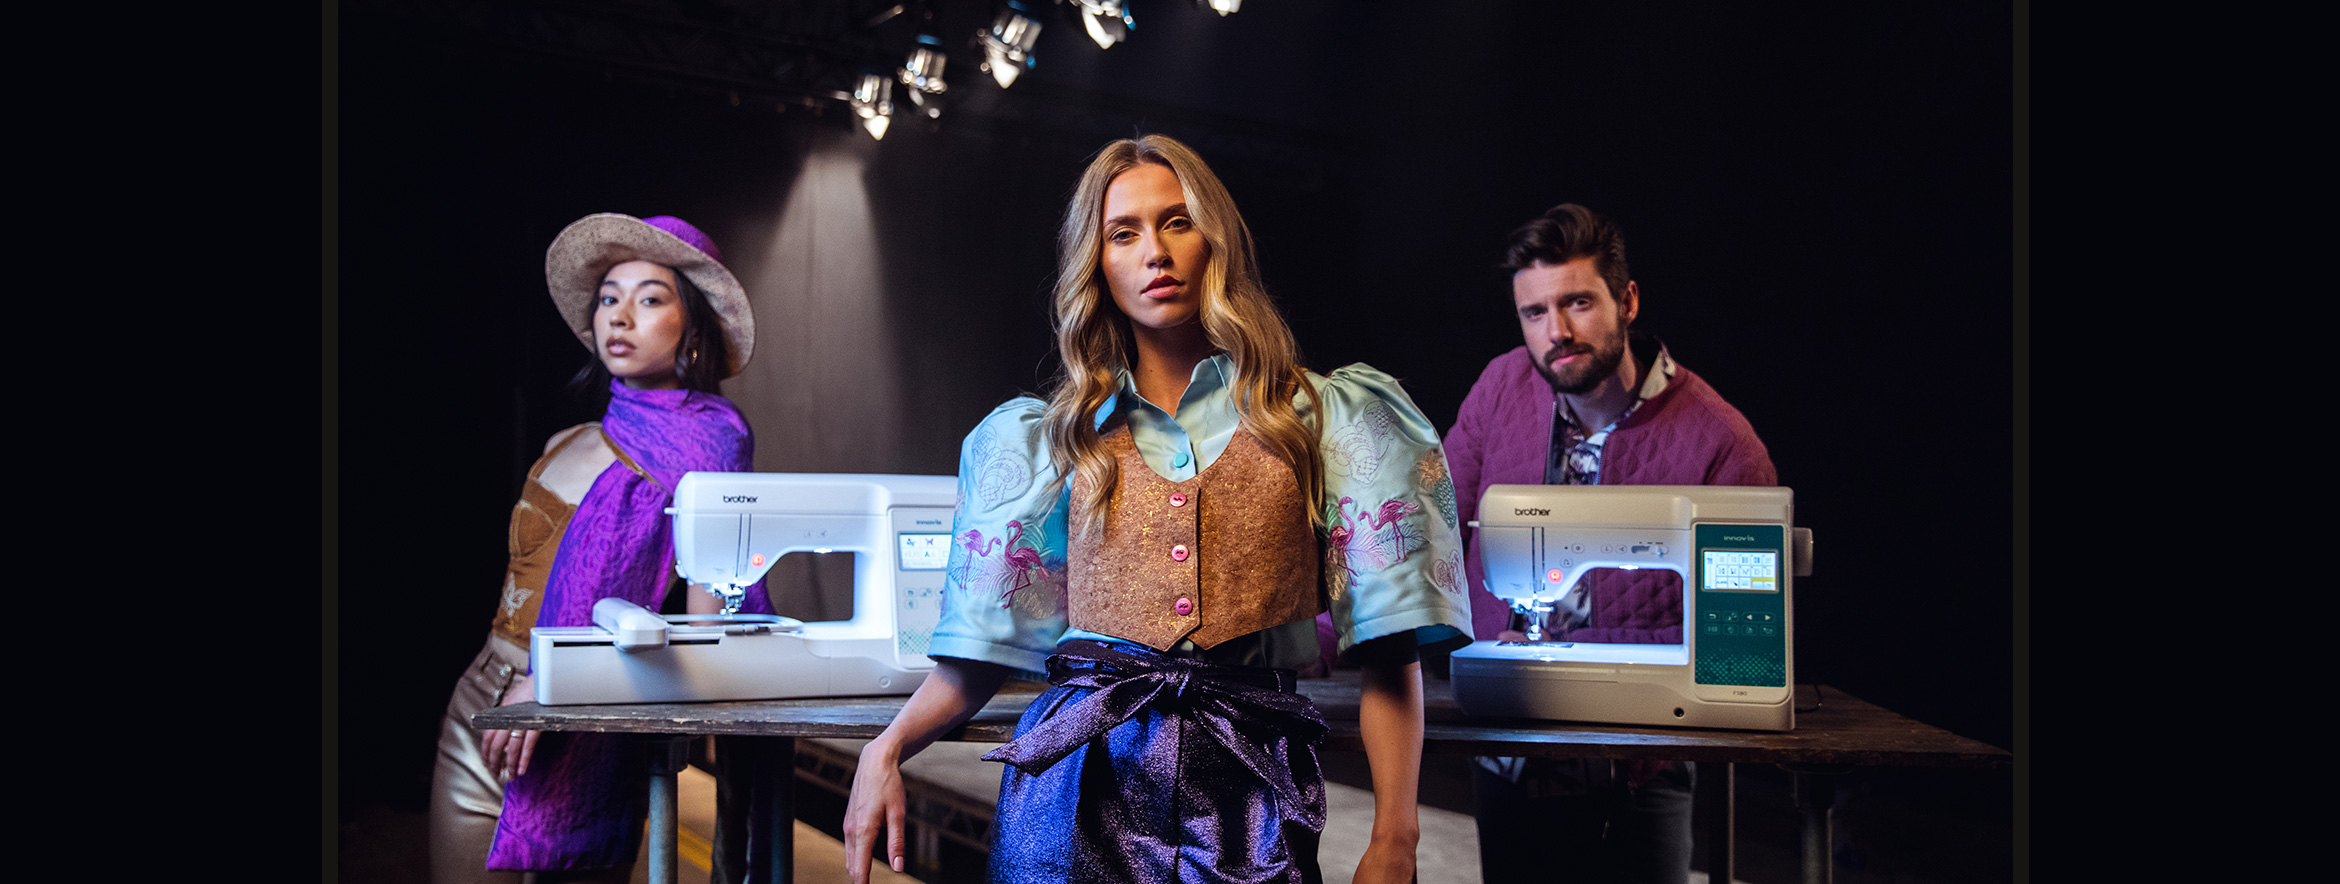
[{"x1": 333, "y1": 0, "x2": 2018, "y2": 857}]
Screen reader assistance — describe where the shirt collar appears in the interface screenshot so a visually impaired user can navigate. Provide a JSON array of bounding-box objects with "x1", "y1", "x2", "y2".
[
  {"x1": 1557, "y1": 334, "x2": 1675, "y2": 432},
  {"x1": 1635, "y1": 335, "x2": 1676, "y2": 402},
  {"x1": 1097, "y1": 352, "x2": 1234, "y2": 429}
]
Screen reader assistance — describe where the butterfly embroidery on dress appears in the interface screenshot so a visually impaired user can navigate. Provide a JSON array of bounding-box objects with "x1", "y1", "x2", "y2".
[{"x1": 497, "y1": 572, "x2": 532, "y2": 626}]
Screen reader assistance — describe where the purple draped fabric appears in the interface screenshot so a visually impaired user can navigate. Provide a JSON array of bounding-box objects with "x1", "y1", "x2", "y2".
[{"x1": 488, "y1": 380, "x2": 767, "y2": 871}]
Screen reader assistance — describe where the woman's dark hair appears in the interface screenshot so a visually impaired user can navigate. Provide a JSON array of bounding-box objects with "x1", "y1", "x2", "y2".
[{"x1": 568, "y1": 266, "x2": 731, "y2": 401}]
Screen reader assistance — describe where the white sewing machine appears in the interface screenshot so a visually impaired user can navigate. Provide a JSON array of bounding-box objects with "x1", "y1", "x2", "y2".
[
  {"x1": 1448, "y1": 485, "x2": 1812, "y2": 731},
  {"x1": 529, "y1": 472, "x2": 958, "y2": 705}
]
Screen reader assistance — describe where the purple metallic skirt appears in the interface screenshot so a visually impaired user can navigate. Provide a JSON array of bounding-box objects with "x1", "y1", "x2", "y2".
[{"x1": 982, "y1": 639, "x2": 1329, "y2": 884}]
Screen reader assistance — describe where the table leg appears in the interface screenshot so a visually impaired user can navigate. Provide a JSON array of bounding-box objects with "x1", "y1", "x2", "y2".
[
  {"x1": 1784, "y1": 763, "x2": 1852, "y2": 884},
  {"x1": 646, "y1": 736, "x2": 692, "y2": 884},
  {"x1": 1698, "y1": 761, "x2": 1735, "y2": 884},
  {"x1": 714, "y1": 737, "x2": 749, "y2": 884},
  {"x1": 748, "y1": 736, "x2": 796, "y2": 884}
]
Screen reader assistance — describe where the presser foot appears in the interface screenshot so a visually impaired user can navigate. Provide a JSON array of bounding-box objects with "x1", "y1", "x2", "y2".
[{"x1": 704, "y1": 583, "x2": 747, "y2": 615}]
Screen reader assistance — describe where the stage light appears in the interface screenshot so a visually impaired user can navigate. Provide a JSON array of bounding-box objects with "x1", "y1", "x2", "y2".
[
  {"x1": 851, "y1": 73, "x2": 894, "y2": 140},
  {"x1": 901, "y1": 34, "x2": 947, "y2": 95},
  {"x1": 1072, "y1": 0, "x2": 1133, "y2": 49},
  {"x1": 900, "y1": 33, "x2": 948, "y2": 118},
  {"x1": 1199, "y1": 0, "x2": 1241, "y2": 14},
  {"x1": 977, "y1": 2, "x2": 1042, "y2": 88}
]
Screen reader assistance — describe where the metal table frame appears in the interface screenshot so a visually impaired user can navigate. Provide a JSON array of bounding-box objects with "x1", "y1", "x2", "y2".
[{"x1": 475, "y1": 678, "x2": 2010, "y2": 884}]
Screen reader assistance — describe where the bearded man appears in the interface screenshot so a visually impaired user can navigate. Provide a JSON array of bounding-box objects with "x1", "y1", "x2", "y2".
[{"x1": 1443, "y1": 203, "x2": 1777, "y2": 883}]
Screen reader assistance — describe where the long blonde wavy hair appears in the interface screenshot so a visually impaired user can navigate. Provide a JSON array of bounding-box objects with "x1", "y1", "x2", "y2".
[{"x1": 1042, "y1": 135, "x2": 1324, "y2": 536}]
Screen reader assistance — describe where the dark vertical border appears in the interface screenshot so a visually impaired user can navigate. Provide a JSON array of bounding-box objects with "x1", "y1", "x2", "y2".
[
  {"x1": 322, "y1": 0, "x2": 342, "y2": 877},
  {"x1": 2010, "y1": 0, "x2": 2031, "y2": 882}
]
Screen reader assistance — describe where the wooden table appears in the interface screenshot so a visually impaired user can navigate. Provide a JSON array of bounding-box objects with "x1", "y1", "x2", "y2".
[{"x1": 475, "y1": 677, "x2": 2009, "y2": 884}]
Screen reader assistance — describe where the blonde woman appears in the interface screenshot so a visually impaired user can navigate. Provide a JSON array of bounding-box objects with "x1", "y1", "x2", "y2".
[{"x1": 843, "y1": 136, "x2": 1473, "y2": 884}]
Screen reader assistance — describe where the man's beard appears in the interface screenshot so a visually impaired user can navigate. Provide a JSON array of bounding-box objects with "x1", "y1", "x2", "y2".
[{"x1": 1533, "y1": 331, "x2": 1628, "y2": 396}]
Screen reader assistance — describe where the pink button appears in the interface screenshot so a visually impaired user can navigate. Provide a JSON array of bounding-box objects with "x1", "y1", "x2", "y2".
[
  {"x1": 1175, "y1": 597, "x2": 1193, "y2": 616},
  {"x1": 1169, "y1": 492, "x2": 1188, "y2": 507},
  {"x1": 1171, "y1": 544, "x2": 1190, "y2": 562}
]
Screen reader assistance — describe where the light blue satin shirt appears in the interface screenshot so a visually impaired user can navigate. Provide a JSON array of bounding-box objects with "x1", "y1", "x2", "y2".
[{"x1": 927, "y1": 354, "x2": 1475, "y2": 674}]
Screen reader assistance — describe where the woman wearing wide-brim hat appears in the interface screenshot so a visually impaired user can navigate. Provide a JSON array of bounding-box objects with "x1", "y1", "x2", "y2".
[{"x1": 426, "y1": 213, "x2": 770, "y2": 883}]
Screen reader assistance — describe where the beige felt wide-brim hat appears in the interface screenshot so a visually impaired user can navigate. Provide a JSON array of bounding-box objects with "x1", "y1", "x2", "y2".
[{"x1": 544, "y1": 213, "x2": 755, "y2": 377}]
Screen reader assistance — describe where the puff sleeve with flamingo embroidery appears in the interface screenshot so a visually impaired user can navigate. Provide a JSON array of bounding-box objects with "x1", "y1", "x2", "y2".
[
  {"x1": 1311, "y1": 365, "x2": 1476, "y2": 656},
  {"x1": 927, "y1": 398, "x2": 1072, "y2": 674}
]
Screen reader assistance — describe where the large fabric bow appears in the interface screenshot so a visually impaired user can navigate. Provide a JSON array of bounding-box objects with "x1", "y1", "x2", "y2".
[{"x1": 983, "y1": 640, "x2": 1330, "y2": 832}]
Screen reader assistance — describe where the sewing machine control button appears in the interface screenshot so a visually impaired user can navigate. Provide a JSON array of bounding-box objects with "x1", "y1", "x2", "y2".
[
  {"x1": 1172, "y1": 451, "x2": 1191, "y2": 468},
  {"x1": 1169, "y1": 493, "x2": 1188, "y2": 507},
  {"x1": 1703, "y1": 611, "x2": 1719, "y2": 621},
  {"x1": 1171, "y1": 544, "x2": 1190, "y2": 562},
  {"x1": 1704, "y1": 624, "x2": 1722, "y2": 635},
  {"x1": 1175, "y1": 597, "x2": 1193, "y2": 615}
]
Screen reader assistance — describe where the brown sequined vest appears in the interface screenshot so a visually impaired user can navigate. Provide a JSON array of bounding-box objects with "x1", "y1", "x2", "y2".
[
  {"x1": 487, "y1": 424, "x2": 655, "y2": 648},
  {"x1": 1066, "y1": 426, "x2": 1322, "y2": 651}
]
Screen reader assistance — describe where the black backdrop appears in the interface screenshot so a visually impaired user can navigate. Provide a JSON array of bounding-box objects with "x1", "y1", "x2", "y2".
[{"x1": 335, "y1": 0, "x2": 2017, "y2": 815}]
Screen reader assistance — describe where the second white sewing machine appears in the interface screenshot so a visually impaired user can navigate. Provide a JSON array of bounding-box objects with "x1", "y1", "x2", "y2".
[
  {"x1": 529, "y1": 472, "x2": 958, "y2": 705},
  {"x1": 1449, "y1": 485, "x2": 1812, "y2": 731}
]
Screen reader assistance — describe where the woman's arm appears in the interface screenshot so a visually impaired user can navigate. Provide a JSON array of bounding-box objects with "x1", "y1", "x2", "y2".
[
  {"x1": 476, "y1": 424, "x2": 620, "y2": 779},
  {"x1": 1353, "y1": 651, "x2": 1425, "y2": 884},
  {"x1": 844, "y1": 657, "x2": 1012, "y2": 884}
]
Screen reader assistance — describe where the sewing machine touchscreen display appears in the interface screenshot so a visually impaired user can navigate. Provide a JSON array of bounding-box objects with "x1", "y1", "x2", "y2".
[
  {"x1": 898, "y1": 533, "x2": 950, "y2": 571},
  {"x1": 1702, "y1": 551, "x2": 1778, "y2": 591}
]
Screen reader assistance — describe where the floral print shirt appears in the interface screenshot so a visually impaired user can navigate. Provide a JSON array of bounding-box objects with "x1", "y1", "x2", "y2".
[{"x1": 1545, "y1": 339, "x2": 1679, "y2": 486}]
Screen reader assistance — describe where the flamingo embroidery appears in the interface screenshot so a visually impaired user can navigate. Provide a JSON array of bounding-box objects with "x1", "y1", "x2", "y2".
[
  {"x1": 957, "y1": 520, "x2": 1058, "y2": 610},
  {"x1": 1327, "y1": 495, "x2": 1425, "y2": 595},
  {"x1": 1010, "y1": 551, "x2": 1068, "y2": 620},
  {"x1": 1325, "y1": 524, "x2": 1355, "y2": 602},
  {"x1": 999, "y1": 524, "x2": 1047, "y2": 600},
  {"x1": 955, "y1": 527, "x2": 1004, "y2": 587}
]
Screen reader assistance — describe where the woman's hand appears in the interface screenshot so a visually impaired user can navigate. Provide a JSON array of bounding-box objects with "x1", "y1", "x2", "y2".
[
  {"x1": 478, "y1": 673, "x2": 540, "y2": 779},
  {"x1": 1352, "y1": 834, "x2": 1419, "y2": 884},
  {"x1": 843, "y1": 739, "x2": 909, "y2": 883},
  {"x1": 836, "y1": 659, "x2": 1010, "y2": 884}
]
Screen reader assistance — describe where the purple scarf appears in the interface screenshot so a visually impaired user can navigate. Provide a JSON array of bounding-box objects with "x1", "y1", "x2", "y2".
[{"x1": 489, "y1": 380, "x2": 768, "y2": 870}]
